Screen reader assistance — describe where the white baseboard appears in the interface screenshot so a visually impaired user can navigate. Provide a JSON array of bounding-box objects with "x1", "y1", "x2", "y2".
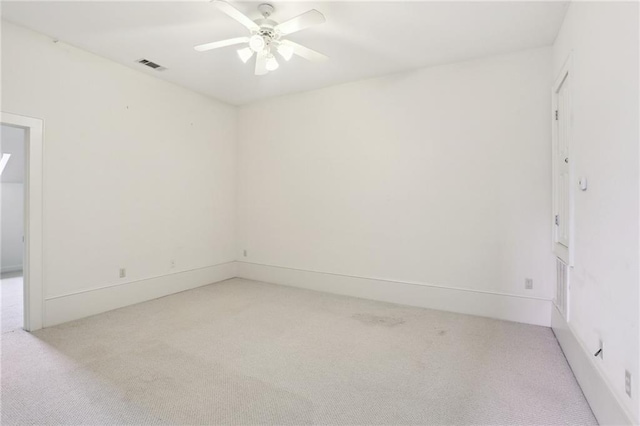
[
  {"x1": 237, "y1": 261, "x2": 552, "y2": 327},
  {"x1": 1, "y1": 264, "x2": 23, "y2": 274},
  {"x1": 552, "y1": 306, "x2": 636, "y2": 425},
  {"x1": 44, "y1": 261, "x2": 237, "y2": 327}
]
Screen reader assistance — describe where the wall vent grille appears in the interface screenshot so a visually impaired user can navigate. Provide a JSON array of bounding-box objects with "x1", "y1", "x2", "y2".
[
  {"x1": 555, "y1": 258, "x2": 569, "y2": 319},
  {"x1": 136, "y1": 58, "x2": 167, "y2": 71}
]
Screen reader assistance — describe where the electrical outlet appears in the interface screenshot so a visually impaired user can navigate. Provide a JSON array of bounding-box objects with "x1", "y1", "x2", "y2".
[
  {"x1": 525, "y1": 278, "x2": 533, "y2": 290},
  {"x1": 625, "y1": 370, "x2": 632, "y2": 397},
  {"x1": 119, "y1": 268, "x2": 126, "y2": 278},
  {"x1": 243, "y1": 249, "x2": 247, "y2": 257}
]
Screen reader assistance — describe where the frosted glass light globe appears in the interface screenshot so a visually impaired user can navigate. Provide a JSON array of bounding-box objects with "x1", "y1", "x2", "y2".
[{"x1": 249, "y1": 35, "x2": 265, "y2": 52}]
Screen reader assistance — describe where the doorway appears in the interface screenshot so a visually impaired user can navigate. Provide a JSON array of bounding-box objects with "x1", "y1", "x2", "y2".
[
  {"x1": 1, "y1": 125, "x2": 26, "y2": 332},
  {"x1": 0, "y1": 112, "x2": 44, "y2": 332}
]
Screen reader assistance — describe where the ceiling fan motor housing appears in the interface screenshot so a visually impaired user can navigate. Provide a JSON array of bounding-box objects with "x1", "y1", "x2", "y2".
[
  {"x1": 255, "y1": 19, "x2": 279, "y2": 50},
  {"x1": 257, "y1": 22, "x2": 277, "y2": 36}
]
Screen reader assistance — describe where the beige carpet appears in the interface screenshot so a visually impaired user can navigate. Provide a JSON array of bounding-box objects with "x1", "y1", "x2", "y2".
[
  {"x1": 1, "y1": 278, "x2": 596, "y2": 425},
  {"x1": 1, "y1": 272, "x2": 23, "y2": 335}
]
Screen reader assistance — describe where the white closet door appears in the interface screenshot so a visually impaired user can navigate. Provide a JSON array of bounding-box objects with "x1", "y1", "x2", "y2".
[{"x1": 553, "y1": 70, "x2": 571, "y2": 263}]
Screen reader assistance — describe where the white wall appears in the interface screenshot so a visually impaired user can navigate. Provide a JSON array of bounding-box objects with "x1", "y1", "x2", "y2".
[
  {"x1": 1, "y1": 183, "x2": 24, "y2": 273},
  {"x1": 237, "y1": 47, "x2": 555, "y2": 324},
  {"x1": 552, "y1": 2, "x2": 639, "y2": 422},
  {"x1": 1, "y1": 21, "x2": 237, "y2": 325}
]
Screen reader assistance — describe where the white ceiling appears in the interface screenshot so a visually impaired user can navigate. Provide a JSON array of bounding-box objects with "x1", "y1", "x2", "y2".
[
  {"x1": 1, "y1": 1, "x2": 568, "y2": 105},
  {"x1": 1, "y1": 125, "x2": 25, "y2": 184}
]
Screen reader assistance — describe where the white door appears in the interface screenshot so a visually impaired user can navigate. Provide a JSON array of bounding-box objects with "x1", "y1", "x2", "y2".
[{"x1": 554, "y1": 71, "x2": 571, "y2": 262}]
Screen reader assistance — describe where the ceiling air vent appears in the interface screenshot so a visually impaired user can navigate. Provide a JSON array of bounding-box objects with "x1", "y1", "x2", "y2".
[{"x1": 136, "y1": 58, "x2": 167, "y2": 71}]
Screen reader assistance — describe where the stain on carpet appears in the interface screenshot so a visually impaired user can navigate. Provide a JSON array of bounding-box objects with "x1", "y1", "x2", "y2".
[{"x1": 351, "y1": 313, "x2": 405, "y2": 327}]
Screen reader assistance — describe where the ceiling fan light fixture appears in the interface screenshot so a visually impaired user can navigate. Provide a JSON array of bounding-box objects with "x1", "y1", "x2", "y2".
[
  {"x1": 277, "y1": 44, "x2": 294, "y2": 61},
  {"x1": 265, "y1": 54, "x2": 279, "y2": 71},
  {"x1": 197, "y1": 2, "x2": 328, "y2": 76},
  {"x1": 237, "y1": 47, "x2": 254, "y2": 63},
  {"x1": 249, "y1": 35, "x2": 265, "y2": 52}
]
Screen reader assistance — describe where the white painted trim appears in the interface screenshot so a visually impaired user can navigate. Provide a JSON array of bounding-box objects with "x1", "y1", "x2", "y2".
[
  {"x1": 552, "y1": 305, "x2": 636, "y2": 425},
  {"x1": 1, "y1": 112, "x2": 44, "y2": 332},
  {"x1": 237, "y1": 262, "x2": 552, "y2": 326},
  {"x1": 45, "y1": 263, "x2": 235, "y2": 301},
  {"x1": 44, "y1": 261, "x2": 237, "y2": 327},
  {"x1": 0, "y1": 265, "x2": 23, "y2": 274}
]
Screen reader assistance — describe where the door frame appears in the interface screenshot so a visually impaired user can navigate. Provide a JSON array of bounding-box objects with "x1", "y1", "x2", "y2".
[
  {"x1": 551, "y1": 55, "x2": 574, "y2": 266},
  {"x1": 1, "y1": 112, "x2": 44, "y2": 331}
]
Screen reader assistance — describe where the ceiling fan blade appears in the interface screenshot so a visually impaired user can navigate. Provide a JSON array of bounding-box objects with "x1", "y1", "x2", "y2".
[
  {"x1": 212, "y1": 0, "x2": 260, "y2": 32},
  {"x1": 275, "y1": 9, "x2": 325, "y2": 36},
  {"x1": 280, "y1": 40, "x2": 328, "y2": 62},
  {"x1": 194, "y1": 37, "x2": 249, "y2": 52},
  {"x1": 255, "y1": 51, "x2": 268, "y2": 75}
]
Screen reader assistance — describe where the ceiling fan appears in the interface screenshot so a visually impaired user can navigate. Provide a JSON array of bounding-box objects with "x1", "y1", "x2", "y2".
[{"x1": 194, "y1": 1, "x2": 328, "y2": 75}]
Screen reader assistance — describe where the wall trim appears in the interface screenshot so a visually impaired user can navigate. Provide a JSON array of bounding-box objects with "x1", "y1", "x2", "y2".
[
  {"x1": 45, "y1": 262, "x2": 236, "y2": 301},
  {"x1": 44, "y1": 261, "x2": 237, "y2": 327},
  {"x1": 237, "y1": 261, "x2": 552, "y2": 326},
  {"x1": 1, "y1": 265, "x2": 23, "y2": 274},
  {"x1": 1, "y1": 112, "x2": 44, "y2": 332},
  {"x1": 552, "y1": 305, "x2": 636, "y2": 425}
]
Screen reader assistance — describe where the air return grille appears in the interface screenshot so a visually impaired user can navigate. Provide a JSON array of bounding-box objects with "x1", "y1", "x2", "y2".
[
  {"x1": 136, "y1": 58, "x2": 167, "y2": 71},
  {"x1": 555, "y1": 258, "x2": 569, "y2": 319}
]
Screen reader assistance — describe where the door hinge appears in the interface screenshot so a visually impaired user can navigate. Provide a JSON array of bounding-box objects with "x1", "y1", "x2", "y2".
[
  {"x1": 555, "y1": 110, "x2": 559, "y2": 120},
  {"x1": 555, "y1": 214, "x2": 560, "y2": 226}
]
